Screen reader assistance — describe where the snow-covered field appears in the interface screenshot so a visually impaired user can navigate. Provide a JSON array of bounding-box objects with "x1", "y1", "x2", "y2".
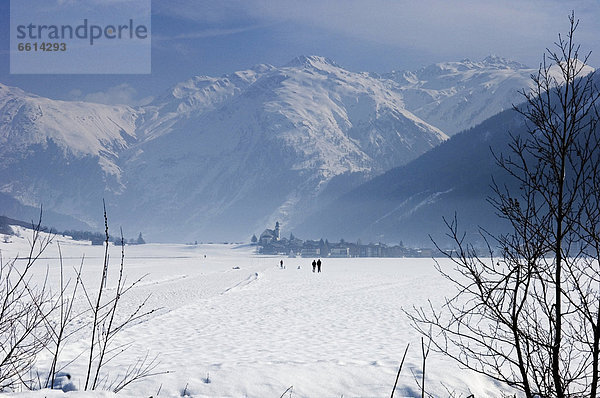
[{"x1": 1, "y1": 228, "x2": 506, "y2": 398}]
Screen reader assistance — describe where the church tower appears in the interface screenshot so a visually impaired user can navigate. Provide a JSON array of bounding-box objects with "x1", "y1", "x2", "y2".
[{"x1": 275, "y1": 221, "x2": 280, "y2": 241}]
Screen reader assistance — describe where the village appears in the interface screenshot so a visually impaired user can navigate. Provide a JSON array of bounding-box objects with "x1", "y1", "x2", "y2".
[{"x1": 254, "y1": 222, "x2": 438, "y2": 258}]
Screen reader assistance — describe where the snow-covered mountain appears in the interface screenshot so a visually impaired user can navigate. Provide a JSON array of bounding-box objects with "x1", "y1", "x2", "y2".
[
  {"x1": 115, "y1": 56, "x2": 447, "y2": 240},
  {"x1": 0, "y1": 56, "x2": 447, "y2": 240},
  {"x1": 4, "y1": 54, "x2": 585, "y2": 241},
  {"x1": 383, "y1": 56, "x2": 595, "y2": 135},
  {"x1": 0, "y1": 83, "x2": 138, "y2": 226},
  {"x1": 0, "y1": 83, "x2": 138, "y2": 176},
  {"x1": 381, "y1": 56, "x2": 537, "y2": 135}
]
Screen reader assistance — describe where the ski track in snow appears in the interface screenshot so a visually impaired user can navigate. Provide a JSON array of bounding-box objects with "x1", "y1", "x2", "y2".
[{"x1": 1, "y1": 235, "x2": 509, "y2": 398}]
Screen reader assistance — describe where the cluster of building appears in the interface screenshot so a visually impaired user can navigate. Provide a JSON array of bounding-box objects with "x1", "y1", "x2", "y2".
[{"x1": 256, "y1": 222, "x2": 437, "y2": 258}]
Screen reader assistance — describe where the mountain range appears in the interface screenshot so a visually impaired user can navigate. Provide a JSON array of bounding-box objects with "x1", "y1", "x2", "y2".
[
  {"x1": 0, "y1": 55, "x2": 570, "y2": 242},
  {"x1": 383, "y1": 55, "x2": 534, "y2": 135}
]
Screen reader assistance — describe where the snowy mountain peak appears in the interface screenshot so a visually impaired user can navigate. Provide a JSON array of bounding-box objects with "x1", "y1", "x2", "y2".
[
  {"x1": 481, "y1": 55, "x2": 529, "y2": 69},
  {"x1": 379, "y1": 56, "x2": 545, "y2": 135},
  {"x1": 408, "y1": 56, "x2": 529, "y2": 79},
  {"x1": 0, "y1": 82, "x2": 36, "y2": 99},
  {"x1": 285, "y1": 55, "x2": 340, "y2": 69},
  {"x1": 159, "y1": 64, "x2": 275, "y2": 103}
]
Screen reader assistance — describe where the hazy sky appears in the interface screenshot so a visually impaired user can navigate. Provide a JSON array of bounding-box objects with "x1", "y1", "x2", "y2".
[{"x1": 1, "y1": 0, "x2": 599, "y2": 105}]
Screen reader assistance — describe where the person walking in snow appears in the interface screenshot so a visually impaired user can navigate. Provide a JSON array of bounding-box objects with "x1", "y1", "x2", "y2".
[
  {"x1": 312, "y1": 259, "x2": 316, "y2": 272},
  {"x1": 317, "y1": 258, "x2": 322, "y2": 273},
  {"x1": 280, "y1": 259, "x2": 284, "y2": 269}
]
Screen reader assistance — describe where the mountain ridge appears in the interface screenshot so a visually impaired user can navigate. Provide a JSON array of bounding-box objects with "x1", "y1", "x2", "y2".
[{"x1": 1, "y1": 55, "x2": 584, "y2": 241}]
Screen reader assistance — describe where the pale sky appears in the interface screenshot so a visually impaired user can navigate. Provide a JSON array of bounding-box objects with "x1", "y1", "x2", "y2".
[{"x1": 1, "y1": 0, "x2": 599, "y2": 105}]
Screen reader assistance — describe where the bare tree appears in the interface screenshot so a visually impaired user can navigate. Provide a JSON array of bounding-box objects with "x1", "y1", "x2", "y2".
[
  {"x1": 0, "y1": 212, "x2": 56, "y2": 391},
  {"x1": 408, "y1": 12, "x2": 600, "y2": 398}
]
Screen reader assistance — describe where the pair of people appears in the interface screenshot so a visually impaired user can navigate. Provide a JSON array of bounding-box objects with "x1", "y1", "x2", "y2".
[{"x1": 311, "y1": 259, "x2": 322, "y2": 273}]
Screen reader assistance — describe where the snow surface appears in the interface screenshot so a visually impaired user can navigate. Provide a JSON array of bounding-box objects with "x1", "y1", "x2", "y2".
[{"x1": 1, "y1": 228, "x2": 510, "y2": 397}]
